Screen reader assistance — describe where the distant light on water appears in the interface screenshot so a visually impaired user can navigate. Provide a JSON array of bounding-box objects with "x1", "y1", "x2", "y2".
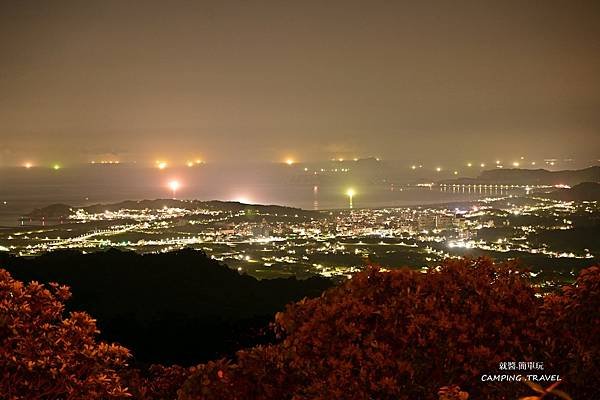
[
  {"x1": 168, "y1": 180, "x2": 180, "y2": 198},
  {"x1": 346, "y1": 188, "x2": 356, "y2": 209}
]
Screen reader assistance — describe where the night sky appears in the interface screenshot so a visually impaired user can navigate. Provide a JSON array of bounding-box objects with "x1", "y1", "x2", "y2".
[{"x1": 1, "y1": 0, "x2": 599, "y2": 165}]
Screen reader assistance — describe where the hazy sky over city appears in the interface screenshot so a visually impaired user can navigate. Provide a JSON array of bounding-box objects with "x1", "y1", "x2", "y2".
[{"x1": 1, "y1": 0, "x2": 599, "y2": 165}]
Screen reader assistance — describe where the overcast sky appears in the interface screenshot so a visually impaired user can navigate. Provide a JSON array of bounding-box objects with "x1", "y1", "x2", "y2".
[{"x1": 1, "y1": 0, "x2": 599, "y2": 165}]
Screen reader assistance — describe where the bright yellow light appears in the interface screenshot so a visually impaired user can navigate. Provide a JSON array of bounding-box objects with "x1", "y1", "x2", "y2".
[
  {"x1": 286, "y1": 158, "x2": 294, "y2": 165},
  {"x1": 346, "y1": 188, "x2": 355, "y2": 197},
  {"x1": 156, "y1": 161, "x2": 168, "y2": 170},
  {"x1": 496, "y1": 160, "x2": 500, "y2": 164},
  {"x1": 186, "y1": 161, "x2": 194, "y2": 167},
  {"x1": 453, "y1": 171, "x2": 458, "y2": 175},
  {"x1": 531, "y1": 161, "x2": 536, "y2": 166},
  {"x1": 467, "y1": 163, "x2": 472, "y2": 167},
  {"x1": 53, "y1": 164, "x2": 61, "y2": 170},
  {"x1": 24, "y1": 162, "x2": 33, "y2": 169},
  {"x1": 480, "y1": 163, "x2": 485, "y2": 168},
  {"x1": 411, "y1": 165, "x2": 416, "y2": 170},
  {"x1": 436, "y1": 167, "x2": 442, "y2": 172},
  {"x1": 513, "y1": 162, "x2": 520, "y2": 167}
]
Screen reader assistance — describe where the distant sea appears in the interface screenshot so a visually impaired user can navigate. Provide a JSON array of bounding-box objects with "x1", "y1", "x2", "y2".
[{"x1": 0, "y1": 165, "x2": 526, "y2": 227}]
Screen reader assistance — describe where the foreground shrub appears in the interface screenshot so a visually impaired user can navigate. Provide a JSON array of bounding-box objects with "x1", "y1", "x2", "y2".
[
  {"x1": 0, "y1": 269, "x2": 130, "y2": 400},
  {"x1": 123, "y1": 364, "x2": 192, "y2": 400},
  {"x1": 539, "y1": 265, "x2": 600, "y2": 398},
  {"x1": 180, "y1": 258, "x2": 599, "y2": 400}
]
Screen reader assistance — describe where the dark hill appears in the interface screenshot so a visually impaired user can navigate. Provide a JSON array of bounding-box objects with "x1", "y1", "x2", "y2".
[
  {"x1": 26, "y1": 203, "x2": 73, "y2": 219},
  {"x1": 541, "y1": 182, "x2": 600, "y2": 201},
  {"x1": 441, "y1": 166, "x2": 600, "y2": 185},
  {"x1": 0, "y1": 249, "x2": 332, "y2": 365},
  {"x1": 26, "y1": 199, "x2": 319, "y2": 220}
]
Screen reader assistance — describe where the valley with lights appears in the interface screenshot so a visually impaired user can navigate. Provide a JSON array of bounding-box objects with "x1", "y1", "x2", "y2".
[{"x1": 2, "y1": 193, "x2": 597, "y2": 288}]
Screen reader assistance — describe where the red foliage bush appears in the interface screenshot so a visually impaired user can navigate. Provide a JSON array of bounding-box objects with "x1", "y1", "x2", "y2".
[
  {"x1": 538, "y1": 265, "x2": 600, "y2": 398},
  {"x1": 0, "y1": 269, "x2": 131, "y2": 400},
  {"x1": 123, "y1": 364, "x2": 192, "y2": 400},
  {"x1": 2, "y1": 259, "x2": 597, "y2": 400},
  {"x1": 180, "y1": 258, "x2": 600, "y2": 400}
]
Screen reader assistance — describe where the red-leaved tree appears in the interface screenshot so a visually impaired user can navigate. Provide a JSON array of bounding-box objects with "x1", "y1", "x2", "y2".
[
  {"x1": 123, "y1": 364, "x2": 191, "y2": 400},
  {"x1": 0, "y1": 269, "x2": 131, "y2": 400},
  {"x1": 179, "y1": 258, "x2": 599, "y2": 400},
  {"x1": 538, "y1": 265, "x2": 600, "y2": 398}
]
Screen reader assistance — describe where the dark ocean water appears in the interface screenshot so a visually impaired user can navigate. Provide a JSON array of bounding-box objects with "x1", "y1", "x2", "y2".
[{"x1": 0, "y1": 165, "x2": 524, "y2": 227}]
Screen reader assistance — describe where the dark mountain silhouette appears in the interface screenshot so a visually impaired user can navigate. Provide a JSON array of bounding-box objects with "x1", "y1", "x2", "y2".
[
  {"x1": 540, "y1": 182, "x2": 600, "y2": 201},
  {"x1": 26, "y1": 199, "x2": 319, "y2": 220},
  {"x1": 441, "y1": 166, "x2": 599, "y2": 185},
  {"x1": 0, "y1": 249, "x2": 332, "y2": 365}
]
